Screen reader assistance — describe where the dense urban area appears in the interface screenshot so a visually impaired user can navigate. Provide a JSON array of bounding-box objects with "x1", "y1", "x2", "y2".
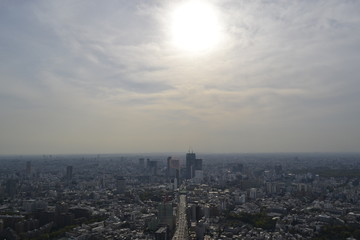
[{"x1": 0, "y1": 152, "x2": 360, "y2": 240}]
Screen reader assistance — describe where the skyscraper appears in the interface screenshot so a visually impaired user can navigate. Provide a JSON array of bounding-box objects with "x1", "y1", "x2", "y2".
[
  {"x1": 148, "y1": 160, "x2": 158, "y2": 176},
  {"x1": 186, "y1": 151, "x2": 202, "y2": 179},
  {"x1": 157, "y1": 202, "x2": 175, "y2": 233},
  {"x1": 167, "y1": 157, "x2": 180, "y2": 177},
  {"x1": 167, "y1": 157, "x2": 180, "y2": 189},
  {"x1": 186, "y1": 152, "x2": 196, "y2": 179},
  {"x1": 167, "y1": 157, "x2": 172, "y2": 177}
]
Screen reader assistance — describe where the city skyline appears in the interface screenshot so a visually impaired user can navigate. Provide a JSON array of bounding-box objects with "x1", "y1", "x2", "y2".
[{"x1": 1, "y1": 0, "x2": 360, "y2": 154}]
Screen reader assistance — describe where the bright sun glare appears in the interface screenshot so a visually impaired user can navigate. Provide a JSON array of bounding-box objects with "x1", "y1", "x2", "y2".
[{"x1": 170, "y1": 1, "x2": 222, "y2": 52}]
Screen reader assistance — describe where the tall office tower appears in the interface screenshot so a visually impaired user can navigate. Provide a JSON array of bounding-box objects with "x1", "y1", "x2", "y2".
[
  {"x1": 167, "y1": 157, "x2": 180, "y2": 188},
  {"x1": 66, "y1": 166, "x2": 73, "y2": 181},
  {"x1": 175, "y1": 168, "x2": 180, "y2": 183},
  {"x1": 167, "y1": 157, "x2": 172, "y2": 177},
  {"x1": 148, "y1": 160, "x2": 158, "y2": 176},
  {"x1": 157, "y1": 202, "x2": 175, "y2": 232},
  {"x1": 194, "y1": 158, "x2": 202, "y2": 171},
  {"x1": 249, "y1": 188, "x2": 257, "y2": 199},
  {"x1": 193, "y1": 158, "x2": 203, "y2": 181},
  {"x1": 26, "y1": 161, "x2": 32, "y2": 177},
  {"x1": 186, "y1": 152, "x2": 196, "y2": 179},
  {"x1": 167, "y1": 157, "x2": 180, "y2": 177},
  {"x1": 186, "y1": 151, "x2": 203, "y2": 179}
]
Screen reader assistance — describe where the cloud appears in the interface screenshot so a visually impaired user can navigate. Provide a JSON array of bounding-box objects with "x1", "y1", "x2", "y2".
[{"x1": 0, "y1": 0, "x2": 360, "y2": 153}]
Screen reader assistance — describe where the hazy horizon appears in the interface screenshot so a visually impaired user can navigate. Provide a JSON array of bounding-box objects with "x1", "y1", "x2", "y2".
[
  {"x1": 1, "y1": 151, "x2": 360, "y2": 158},
  {"x1": 1, "y1": 0, "x2": 360, "y2": 155}
]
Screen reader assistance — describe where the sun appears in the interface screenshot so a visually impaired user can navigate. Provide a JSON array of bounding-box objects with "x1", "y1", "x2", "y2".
[{"x1": 170, "y1": 1, "x2": 222, "y2": 52}]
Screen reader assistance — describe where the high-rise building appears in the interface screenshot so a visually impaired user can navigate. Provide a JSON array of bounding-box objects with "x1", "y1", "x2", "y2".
[
  {"x1": 186, "y1": 151, "x2": 202, "y2": 179},
  {"x1": 167, "y1": 157, "x2": 172, "y2": 177},
  {"x1": 157, "y1": 202, "x2": 175, "y2": 232},
  {"x1": 194, "y1": 158, "x2": 202, "y2": 171},
  {"x1": 167, "y1": 157, "x2": 180, "y2": 177},
  {"x1": 148, "y1": 160, "x2": 158, "y2": 176},
  {"x1": 186, "y1": 152, "x2": 196, "y2": 179},
  {"x1": 167, "y1": 157, "x2": 180, "y2": 189},
  {"x1": 249, "y1": 188, "x2": 257, "y2": 199}
]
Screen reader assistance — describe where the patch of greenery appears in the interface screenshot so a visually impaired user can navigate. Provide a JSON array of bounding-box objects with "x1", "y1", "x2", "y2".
[
  {"x1": 29, "y1": 233, "x2": 49, "y2": 240},
  {"x1": 48, "y1": 225, "x2": 77, "y2": 239},
  {"x1": 226, "y1": 212, "x2": 276, "y2": 230},
  {"x1": 28, "y1": 225, "x2": 77, "y2": 240},
  {"x1": 84, "y1": 215, "x2": 107, "y2": 224},
  {"x1": 139, "y1": 190, "x2": 164, "y2": 202},
  {"x1": 313, "y1": 225, "x2": 360, "y2": 240}
]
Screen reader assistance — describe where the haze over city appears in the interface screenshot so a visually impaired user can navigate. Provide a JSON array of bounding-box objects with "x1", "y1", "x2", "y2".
[{"x1": 1, "y1": 0, "x2": 360, "y2": 154}]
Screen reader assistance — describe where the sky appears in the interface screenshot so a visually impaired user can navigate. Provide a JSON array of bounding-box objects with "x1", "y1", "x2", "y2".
[{"x1": 1, "y1": 0, "x2": 360, "y2": 154}]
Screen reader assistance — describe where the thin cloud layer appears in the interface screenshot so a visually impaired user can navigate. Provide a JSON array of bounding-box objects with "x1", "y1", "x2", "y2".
[{"x1": 0, "y1": 0, "x2": 360, "y2": 154}]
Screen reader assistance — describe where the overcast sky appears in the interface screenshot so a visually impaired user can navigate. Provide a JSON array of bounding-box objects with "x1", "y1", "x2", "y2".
[{"x1": 1, "y1": 0, "x2": 360, "y2": 154}]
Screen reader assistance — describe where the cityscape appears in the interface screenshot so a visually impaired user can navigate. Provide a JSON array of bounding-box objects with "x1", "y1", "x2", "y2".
[
  {"x1": 1, "y1": 152, "x2": 360, "y2": 239},
  {"x1": 1, "y1": 0, "x2": 360, "y2": 239}
]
